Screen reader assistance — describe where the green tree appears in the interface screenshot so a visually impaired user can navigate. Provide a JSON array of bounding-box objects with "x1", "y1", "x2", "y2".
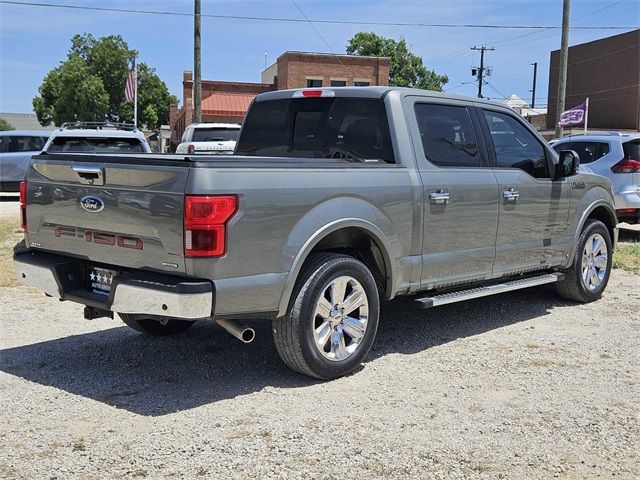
[
  {"x1": 0, "y1": 118, "x2": 14, "y2": 131},
  {"x1": 346, "y1": 32, "x2": 448, "y2": 91},
  {"x1": 33, "y1": 33, "x2": 174, "y2": 129},
  {"x1": 33, "y1": 54, "x2": 109, "y2": 126}
]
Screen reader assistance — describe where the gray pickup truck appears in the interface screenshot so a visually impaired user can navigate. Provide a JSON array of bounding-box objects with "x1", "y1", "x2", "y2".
[{"x1": 14, "y1": 87, "x2": 617, "y2": 379}]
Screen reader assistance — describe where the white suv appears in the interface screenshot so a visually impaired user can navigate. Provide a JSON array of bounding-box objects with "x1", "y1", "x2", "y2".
[
  {"x1": 43, "y1": 122, "x2": 151, "y2": 154},
  {"x1": 176, "y1": 123, "x2": 241, "y2": 155},
  {"x1": 552, "y1": 132, "x2": 640, "y2": 224}
]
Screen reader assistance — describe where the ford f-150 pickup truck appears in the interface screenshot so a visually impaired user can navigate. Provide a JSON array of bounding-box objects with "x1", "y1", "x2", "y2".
[{"x1": 14, "y1": 87, "x2": 618, "y2": 379}]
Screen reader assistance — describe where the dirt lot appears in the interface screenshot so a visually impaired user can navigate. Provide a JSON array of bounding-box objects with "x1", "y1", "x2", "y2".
[{"x1": 1, "y1": 216, "x2": 639, "y2": 479}]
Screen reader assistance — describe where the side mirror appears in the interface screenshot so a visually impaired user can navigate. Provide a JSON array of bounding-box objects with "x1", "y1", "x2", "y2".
[{"x1": 555, "y1": 150, "x2": 580, "y2": 180}]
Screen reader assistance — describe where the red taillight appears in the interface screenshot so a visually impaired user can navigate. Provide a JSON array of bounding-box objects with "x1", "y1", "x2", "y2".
[
  {"x1": 611, "y1": 158, "x2": 640, "y2": 173},
  {"x1": 19, "y1": 180, "x2": 27, "y2": 232},
  {"x1": 617, "y1": 208, "x2": 638, "y2": 214},
  {"x1": 187, "y1": 144, "x2": 195, "y2": 154},
  {"x1": 292, "y1": 89, "x2": 336, "y2": 98},
  {"x1": 184, "y1": 195, "x2": 237, "y2": 257}
]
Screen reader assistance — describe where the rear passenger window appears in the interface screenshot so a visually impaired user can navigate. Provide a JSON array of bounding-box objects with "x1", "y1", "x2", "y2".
[
  {"x1": 483, "y1": 110, "x2": 549, "y2": 178},
  {"x1": 554, "y1": 142, "x2": 609, "y2": 164},
  {"x1": 7, "y1": 136, "x2": 46, "y2": 152},
  {"x1": 414, "y1": 104, "x2": 482, "y2": 167}
]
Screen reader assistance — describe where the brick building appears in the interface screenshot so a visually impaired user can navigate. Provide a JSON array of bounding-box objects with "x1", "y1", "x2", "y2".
[
  {"x1": 547, "y1": 29, "x2": 640, "y2": 131},
  {"x1": 261, "y1": 51, "x2": 390, "y2": 89},
  {"x1": 169, "y1": 51, "x2": 390, "y2": 148}
]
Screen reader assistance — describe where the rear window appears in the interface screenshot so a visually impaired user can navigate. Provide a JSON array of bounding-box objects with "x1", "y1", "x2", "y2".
[
  {"x1": 623, "y1": 140, "x2": 640, "y2": 160},
  {"x1": 47, "y1": 137, "x2": 144, "y2": 153},
  {"x1": 192, "y1": 128, "x2": 240, "y2": 142},
  {"x1": 235, "y1": 97, "x2": 395, "y2": 163}
]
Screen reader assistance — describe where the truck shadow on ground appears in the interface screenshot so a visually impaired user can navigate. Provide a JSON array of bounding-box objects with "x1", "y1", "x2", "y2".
[{"x1": 0, "y1": 285, "x2": 573, "y2": 416}]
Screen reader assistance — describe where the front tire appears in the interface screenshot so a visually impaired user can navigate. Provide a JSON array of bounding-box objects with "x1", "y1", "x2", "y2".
[
  {"x1": 556, "y1": 219, "x2": 612, "y2": 303},
  {"x1": 119, "y1": 314, "x2": 196, "y2": 336},
  {"x1": 273, "y1": 253, "x2": 380, "y2": 379}
]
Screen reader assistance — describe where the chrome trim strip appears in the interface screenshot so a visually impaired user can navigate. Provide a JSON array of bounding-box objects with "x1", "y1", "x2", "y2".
[
  {"x1": 111, "y1": 284, "x2": 212, "y2": 319},
  {"x1": 14, "y1": 261, "x2": 60, "y2": 298}
]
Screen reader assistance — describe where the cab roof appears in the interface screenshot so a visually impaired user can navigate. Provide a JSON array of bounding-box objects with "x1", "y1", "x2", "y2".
[{"x1": 254, "y1": 86, "x2": 508, "y2": 108}]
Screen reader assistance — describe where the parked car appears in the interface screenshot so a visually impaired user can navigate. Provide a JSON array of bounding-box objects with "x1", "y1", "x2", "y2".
[
  {"x1": 15, "y1": 87, "x2": 617, "y2": 379},
  {"x1": 43, "y1": 122, "x2": 151, "y2": 154},
  {"x1": 175, "y1": 123, "x2": 241, "y2": 155},
  {"x1": 552, "y1": 132, "x2": 640, "y2": 224},
  {"x1": 0, "y1": 130, "x2": 50, "y2": 192}
]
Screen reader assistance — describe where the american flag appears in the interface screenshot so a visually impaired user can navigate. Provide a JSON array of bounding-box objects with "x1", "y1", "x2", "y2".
[{"x1": 124, "y1": 59, "x2": 136, "y2": 102}]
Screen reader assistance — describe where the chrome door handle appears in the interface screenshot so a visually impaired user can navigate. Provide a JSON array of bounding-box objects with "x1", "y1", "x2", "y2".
[
  {"x1": 72, "y1": 163, "x2": 105, "y2": 185},
  {"x1": 429, "y1": 190, "x2": 450, "y2": 205},
  {"x1": 503, "y1": 188, "x2": 520, "y2": 202}
]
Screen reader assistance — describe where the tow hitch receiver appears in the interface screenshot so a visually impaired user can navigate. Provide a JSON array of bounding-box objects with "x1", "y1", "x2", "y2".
[{"x1": 84, "y1": 306, "x2": 114, "y2": 320}]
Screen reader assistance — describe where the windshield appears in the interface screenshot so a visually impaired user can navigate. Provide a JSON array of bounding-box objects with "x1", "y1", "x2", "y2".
[
  {"x1": 47, "y1": 137, "x2": 144, "y2": 153},
  {"x1": 235, "y1": 97, "x2": 395, "y2": 163},
  {"x1": 192, "y1": 128, "x2": 240, "y2": 142}
]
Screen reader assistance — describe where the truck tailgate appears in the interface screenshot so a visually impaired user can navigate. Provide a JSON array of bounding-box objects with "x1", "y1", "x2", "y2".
[{"x1": 25, "y1": 155, "x2": 189, "y2": 274}]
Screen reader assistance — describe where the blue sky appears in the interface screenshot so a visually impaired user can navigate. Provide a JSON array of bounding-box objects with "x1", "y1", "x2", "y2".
[{"x1": 0, "y1": 0, "x2": 637, "y2": 113}]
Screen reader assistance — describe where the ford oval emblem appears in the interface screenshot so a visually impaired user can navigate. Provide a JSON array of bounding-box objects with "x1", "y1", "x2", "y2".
[{"x1": 80, "y1": 196, "x2": 105, "y2": 213}]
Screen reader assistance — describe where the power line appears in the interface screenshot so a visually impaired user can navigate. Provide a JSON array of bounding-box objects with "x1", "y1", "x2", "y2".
[
  {"x1": 567, "y1": 43, "x2": 638, "y2": 66},
  {"x1": 483, "y1": 80, "x2": 511, "y2": 100},
  {"x1": 290, "y1": 0, "x2": 344, "y2": 67},
  {"x1": 0, "y1": 1, "x2": 637, "y2": 29},
  {"x1": 483, "y1": 0, "x2": 628, "y2": 49},
  {"x1": 426, "y1": 0, "x2": 630, "y2": 81},
  {"x1": 576, "y1": 0, "x2": 626, "y2": 20}
]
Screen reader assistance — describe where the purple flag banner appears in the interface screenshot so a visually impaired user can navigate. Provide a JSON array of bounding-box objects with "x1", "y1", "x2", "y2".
[{"x1": 557, "y1": 102, "x2": 586, "y2": 127}]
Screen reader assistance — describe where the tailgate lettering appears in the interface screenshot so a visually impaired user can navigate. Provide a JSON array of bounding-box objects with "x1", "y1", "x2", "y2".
[{"x1": 52, "y1": 226, "x2": 143, "y2": 250}]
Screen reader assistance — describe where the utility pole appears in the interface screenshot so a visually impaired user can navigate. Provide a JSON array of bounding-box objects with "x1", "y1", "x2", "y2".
[
  {"x1": 471, "y1": 46, "x2": 495, "y2": 98},
  {"x1": 530, "y1": 62, "x2": 538, "y2": 108},
  {"x1": 194, "y1": 0, "x2": 202, "y2": 123},
  {"x1": 555, "y1": 0, "x2": 571, "y2": 138}
]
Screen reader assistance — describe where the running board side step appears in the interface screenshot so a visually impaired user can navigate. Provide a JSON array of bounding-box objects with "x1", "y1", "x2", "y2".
[{"x1": 416, "y1": 273, "x2": 564, "y2": 308}]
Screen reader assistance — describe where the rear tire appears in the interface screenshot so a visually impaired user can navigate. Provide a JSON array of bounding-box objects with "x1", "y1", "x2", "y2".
[
  {"x1": 119, "y1": 314, "x2": 196, "y2": 336},
  {"x1": 273, "y1": 253, "x2": 380, "y2": 379},
  {"x1": 556, "y1": 219, "x2": 612, "y2": 303}
]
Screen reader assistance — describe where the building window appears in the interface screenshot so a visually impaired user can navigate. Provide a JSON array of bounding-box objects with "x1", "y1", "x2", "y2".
[
  {"x1": 354, "y1": 80, "x2": 370, "y2": 87},
  {"x1": 307, "y1": 79, "x2": 322, "y2": 88},
  {"x1": 330, "y1": 80, "x2": 346, "y2": 87}
]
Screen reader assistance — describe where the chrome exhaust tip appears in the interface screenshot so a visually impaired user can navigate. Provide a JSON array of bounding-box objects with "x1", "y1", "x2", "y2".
[{"x1": 216, "y1": 319, "x2": 255, "y2": 343}]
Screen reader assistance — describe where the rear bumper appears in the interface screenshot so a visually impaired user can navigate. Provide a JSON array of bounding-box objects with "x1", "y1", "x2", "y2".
[
  {"x1": 614, "y1": 188, "x2": 640, "y2": 210},
  {"x1": 616, "y1": 209, "x2": 640, "y2": 224},
  {"x1": 13, "y1": 250, "x2": 214, "y2": 319}
]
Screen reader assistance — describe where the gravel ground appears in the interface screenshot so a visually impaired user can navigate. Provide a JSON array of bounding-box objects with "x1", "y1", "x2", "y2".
[
  {"x1": 0, "y1": 198, "x2": 19, "y2": 219},
  {"x1": 1, "y1": 267, "x2": 638, "y2": 479}
]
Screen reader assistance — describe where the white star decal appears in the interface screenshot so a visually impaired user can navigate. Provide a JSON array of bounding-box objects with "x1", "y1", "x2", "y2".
[
  {"x1": 90, "y1": 272, "x2": 96, "y2": 281},
  {"x1": 96, "y1": 274, "x2": 103, "y2": 282}
]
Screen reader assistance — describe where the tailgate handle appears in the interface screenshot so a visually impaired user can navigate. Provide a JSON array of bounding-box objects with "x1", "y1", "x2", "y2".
[{"x1": 72, "y1": 163, "x2": 105, "y2": 185}]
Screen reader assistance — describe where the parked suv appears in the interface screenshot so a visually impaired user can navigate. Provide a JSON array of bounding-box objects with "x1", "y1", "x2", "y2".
[
  {"x1": 552, "y1": 133, "x2": 640, "y2": 224},
  {"x1": 43, "y1": 122, "x2": 151, "y2": 154},
  {"x1": 0, "y1": 130, "x2": 50, "y2": 192},
  {"x1": 176, "y1": 123, "x2": 241, "y2": 155}
]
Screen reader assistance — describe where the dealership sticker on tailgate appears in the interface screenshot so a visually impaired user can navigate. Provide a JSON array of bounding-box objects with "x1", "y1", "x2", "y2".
[{"x1": 89, "y1": 267, "x2": 116, "y2": 296}]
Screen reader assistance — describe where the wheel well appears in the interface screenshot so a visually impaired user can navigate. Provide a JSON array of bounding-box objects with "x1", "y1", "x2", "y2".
[
  {"x1": 587, "y1": 206, "x2": 616, "y2": 245},
  {"x1": 308, "y1": 227, "x2": 389, "y2": 295}
]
